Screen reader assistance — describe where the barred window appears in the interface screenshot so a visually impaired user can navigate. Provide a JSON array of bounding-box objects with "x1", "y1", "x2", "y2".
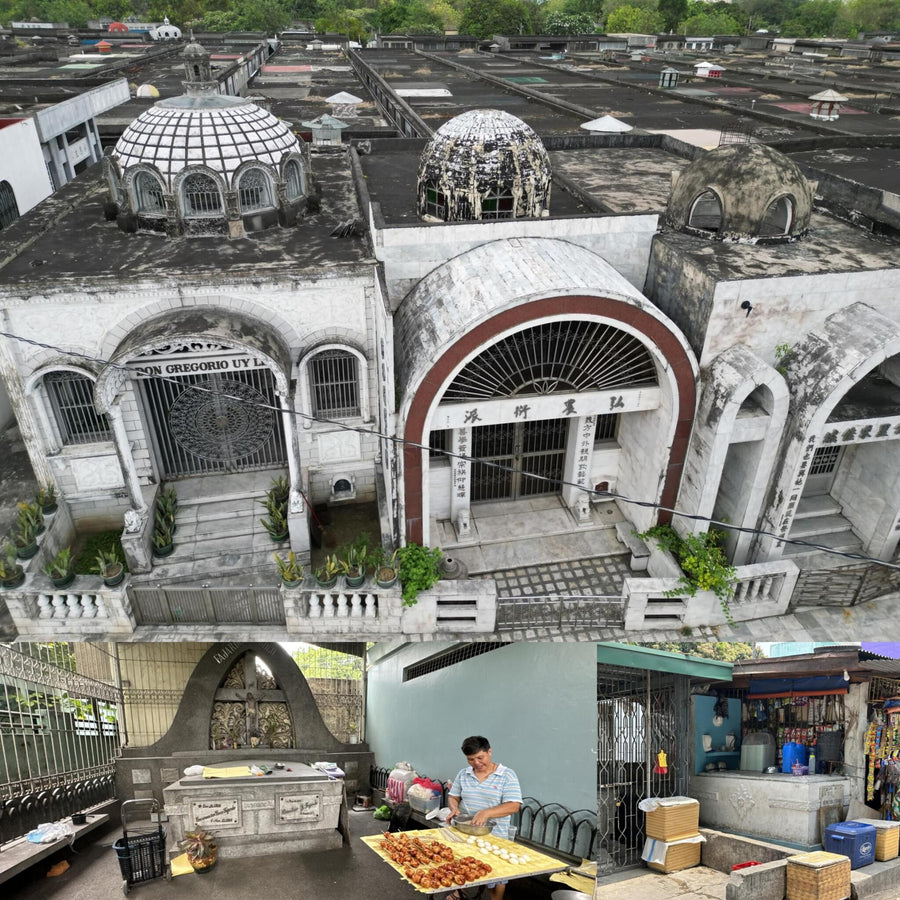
[
  {"x1": 0, "y1": 180, "x2": 20, "y2": 230},
  {"x1": 310, "y1": 350, "x2": 360, "y2": 418},
  {"x1": 424, "y1": 182, "x2": 446, "y2": 219},
  {"x1": 134, "y1": 171, "x2": 165, "y2": 214},
  {"x1": 182, "y1": 172, "x2": 221, "y2": 217},
  {"x1": 238, "y1": 168, "x2": 274, "y2": 213},
  {"x1": 43, "y1": 372, "x2": 111, "y2": 445},
  {"x1": 284, "y1": 159, "x2": 305, "y2": 201},
  {"x1": 429, "y1": 429, "x2": 451, "y2": 459},
  {"x1": 481, "y1": 188, "x2": 513, "y2": 220},
  {"x1": 594, "y1": 414, "x2": 619, "y2": 442}
]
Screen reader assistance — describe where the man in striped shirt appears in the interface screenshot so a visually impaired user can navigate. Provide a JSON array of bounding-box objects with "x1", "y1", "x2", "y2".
[{"x1": 448, "y1": 735, "x2": 522, "y2": 900}]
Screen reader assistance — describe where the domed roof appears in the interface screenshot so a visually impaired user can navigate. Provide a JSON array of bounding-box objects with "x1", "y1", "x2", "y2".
[
  {"x1": 416, "y1": 108, "x2": 551, "y2": 221},
  {"x1": 112, "y1": 95, "x2": 300, "y2": 186},
  {"x1": 183, "y1": 39, "x2": 209, "y2": 59},
  {"x1": 665, "y1": 142, "x2": 813, "y2": 241}
]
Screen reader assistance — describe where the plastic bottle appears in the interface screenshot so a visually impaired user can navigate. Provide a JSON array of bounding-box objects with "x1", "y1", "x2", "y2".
[{"x1": 808, "y1": 750, "x2": 816, "y2": 775}]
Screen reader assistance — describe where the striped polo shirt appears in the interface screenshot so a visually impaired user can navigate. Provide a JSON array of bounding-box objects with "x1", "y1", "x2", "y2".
[{"x1": 449, "y1": 763, "x2": 522, "y2": 838}]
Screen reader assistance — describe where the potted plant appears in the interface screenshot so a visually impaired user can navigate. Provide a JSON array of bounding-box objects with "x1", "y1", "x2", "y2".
[
  {"x1": 156, "y1": 487, "x2": 177, "y2": 533},
  {"x1": 374, "y1": 547, "x2": 399, "y2": 589},
  {"x1": 152, "y1": 521, "x2": 174, "y2": 558},
  {"x1": 19, "y1": 501, "x2": 45, "y2": 536},
  {"x1": 35, "y1": 483, "x2": 58, "y2": 516},
  {"x1": 260, "y1": 495, "x2": 289, "y2": 542},
  {"x1": 180, "y1": 828, "x2": 218, "y2": 873},
  {"x1": 314, "y1": 554, "x2": 341, "y2": 589},
  {"x1": 339, "y1": 544, "x2": 367, "y2": 588},
  {"x1": 396, "y1": 542, "x2": 443, "y2": 606},
  {"x1": 347, "y1": 722, "x2": 359, "y2": 744},
  {"x1": 93, "y1": 548, "x2": 125, "y2": 587},
  {"x1": 14, "y1": 514, "x2": 40, "y2": 560},
  {"x1": 0, "y1": 541, "x2": 25, "y2": 589},
  {"x1": 274, "y1": 550, "x2": 303, "y2": 587},
  {"x1": 269, "y1": 474, "x2": 290, "y2": 503},
  {"x1": 44, "y1": 547, "x2": 75, "y2": 589}
]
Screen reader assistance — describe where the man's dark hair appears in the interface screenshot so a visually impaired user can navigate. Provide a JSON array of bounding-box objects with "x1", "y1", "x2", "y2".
[{"x1": 461, "y1": 735, "x2": 491, "y2": 755}]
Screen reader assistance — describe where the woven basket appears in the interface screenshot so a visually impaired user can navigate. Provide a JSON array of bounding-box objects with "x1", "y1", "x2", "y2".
[
  {"x1": 645, "y1": 798, "x2": 700, "y2": 841},
  {"x1": 646, "y1": 840, "x2": 701, "y2": 873},
  {"x1": 786, "y1": 851, "x2": 851, "y2": 900},
  {"x1": 869, "y1": 820, "x2": 900, "y2": 861}
]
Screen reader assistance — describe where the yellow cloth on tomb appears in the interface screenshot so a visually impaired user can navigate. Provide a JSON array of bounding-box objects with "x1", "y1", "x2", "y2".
[{"x1": 202, "y1": 766, "x2": 252, "y2": 778}]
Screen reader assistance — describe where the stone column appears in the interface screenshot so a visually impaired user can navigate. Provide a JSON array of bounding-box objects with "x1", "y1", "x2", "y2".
[
  {"x1": 450, "y1": 427, "x2": 473, "y2": 540},
  {"x1": 107, "y1": 400, "x2": 146, "y2": 515},
  {"x1": 561, "y1": 415, "x2": 596, "y2": 525},
  {"x1": 282, "y1": 391, "x2": 311, "y2": 558}
]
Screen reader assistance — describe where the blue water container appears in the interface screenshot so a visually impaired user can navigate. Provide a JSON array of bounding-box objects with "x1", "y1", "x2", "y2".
[
  {"x1": 781, "y1": 742, "x2": 807, "y2": 773},
  {"x1": 824, "y1": 821, "x2": 876, "y2": 869}
]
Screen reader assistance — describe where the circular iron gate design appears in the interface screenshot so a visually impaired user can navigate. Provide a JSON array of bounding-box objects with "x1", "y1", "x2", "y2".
[{"x1": 169, "y1": 377, "x2": 275, "y2": 461}]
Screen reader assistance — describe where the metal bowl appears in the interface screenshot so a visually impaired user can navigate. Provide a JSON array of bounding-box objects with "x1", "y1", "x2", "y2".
[{"x1": 452, "y1": 817, "x2": 494, "y2": 836}]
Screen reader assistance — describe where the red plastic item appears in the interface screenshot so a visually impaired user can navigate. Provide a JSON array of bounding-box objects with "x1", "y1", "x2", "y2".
[{"x1": 732, "y1": 861, "x2": 761, "y2": 871}]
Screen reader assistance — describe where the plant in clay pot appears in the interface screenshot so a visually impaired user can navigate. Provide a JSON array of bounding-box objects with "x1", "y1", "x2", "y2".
[
  {"x1": 180, "y1": 828, "x2": 218, "y2": 873},
  {"x1": 274, "y1": 550, "x2": 303, "y2": 587},
  {"x1": 260, "y1": 492, "x2": 289, "y2": 542},
  {"x1": 93, "y1": 548, "x2": 125, "y2": 587},
  {"x1": 0, "y1": 541, "x2": 25, "y2": 589},
  {"x1": 35, "y1": 483, "x2": 58, "y2": 515},
  {"x1": 44, "y1": 547, "x2": 75, "y2": 589},
  {"x1": 314, "y1": 553, "x2": 341, "y2": 588},
  {"x1": 372, "y1": 546, "x2": 399, "y2": 588}
]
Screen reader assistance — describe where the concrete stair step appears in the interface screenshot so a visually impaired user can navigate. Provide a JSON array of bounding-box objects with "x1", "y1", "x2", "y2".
[
  {"x1": 781, "y1": 529, "x2": 863, "y2": 557},
  {"x1": 176, "y1": 514, "x2": 259, "y2": 542},
  {"x1": 169, "y1": 532, "x2": 287, "y2": 562},
  {"x1": 788, "y1": 514, "x2": 854, "y2": 539},
  {"x1": 794, "y1": 495, "x2": 843, "y2": 519}
]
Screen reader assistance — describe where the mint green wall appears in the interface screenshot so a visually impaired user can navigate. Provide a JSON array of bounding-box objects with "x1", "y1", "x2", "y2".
[{"x1": 365, "y1": 642, "x2": 596, "y2": 813}]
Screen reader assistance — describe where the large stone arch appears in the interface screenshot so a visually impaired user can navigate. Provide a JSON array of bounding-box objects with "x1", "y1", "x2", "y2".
[{"x1": 394, "y1": 237, "x2": 698, "y2": 545}]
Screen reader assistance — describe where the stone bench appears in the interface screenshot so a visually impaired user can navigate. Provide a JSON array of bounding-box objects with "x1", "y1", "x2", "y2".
[
  {"x1": 0, "y1": 811, "x2": 111, "y2": 885},
  {"x1": 616, "y1": 522, "x2": 650, "y2": 571}
]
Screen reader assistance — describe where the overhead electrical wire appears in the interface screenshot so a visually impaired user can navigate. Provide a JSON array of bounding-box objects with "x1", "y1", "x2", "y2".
[{"x1": 2, "y1": 328, "x2": 899, "y2": 573}]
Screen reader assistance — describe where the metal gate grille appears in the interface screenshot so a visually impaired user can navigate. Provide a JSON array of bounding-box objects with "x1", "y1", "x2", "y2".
[
  {"x1": 596, "y1": 664, "x2": 690, "y2": 875},
  {"x1": 470, "y1": 419, "x2": 566, "y2": 502},
  {"x1": 139, "y1": 369, "x2": 287, "y2": 478},
  {"x1": 810, "y1": 445, "x2": 841, "y2": 476}
]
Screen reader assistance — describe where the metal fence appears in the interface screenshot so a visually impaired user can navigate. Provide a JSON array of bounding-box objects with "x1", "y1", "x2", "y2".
[
  {"x1": 0, "y1": 642, "x2": 121, "y2": 844},
  {"x1": 495, "y1": 595, "x2": 625, "y2": 631},
  {"x1": 130, "y1": 585, "x2": 286, "y2": 625},
  {"x1": 791, "y1": 560, "x2": 900, "y2": 608}
]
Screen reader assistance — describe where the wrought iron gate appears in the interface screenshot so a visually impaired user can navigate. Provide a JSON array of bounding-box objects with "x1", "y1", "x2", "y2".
[
  {"x1": 596, "y1": 664, "x2": 690, "y2": 875},
  {"x1": 470, "y1": 419, "x2": 566, "y2": 502},
  {"x1": 139, "y1": 369, "x2": 287, "y2": 478}
]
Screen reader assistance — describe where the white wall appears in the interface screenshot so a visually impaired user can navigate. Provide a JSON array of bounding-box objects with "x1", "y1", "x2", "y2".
[
  {"x1": 0, "y1": 119, "x2": 53, "y2": 217},
  {"x1": 365, "y1": 642, "x2": 597, "y2": 813}
]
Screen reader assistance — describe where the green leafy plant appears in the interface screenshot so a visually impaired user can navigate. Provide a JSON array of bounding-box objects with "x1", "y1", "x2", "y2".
[
  {"x1": 152, "y1": 521, "x2": 173, "y2": 551},
  {"x1": 774, "y1": 342, "x2": 793, "y2": 376},
  {"x1": 638, "y1": 524, "x2": 737, "y2": 625},
  {"x1": 0, "y1": 541, "x2": 24, "y2": 584},
  {"x1": 93, "y1": 548, "x2": 123, "y2": 581},
  {"x1": 44, "y1": 547, "x2": 73, "y2": 580},
  {"x1": 274, "y1": 550, "x2": 303, "y2": 583},
  {"x1": 180, "y1": 828, "x2": 218, "y2": 869},
  {"x1": 260, "y1": 487, "x2": 289, "y2": 540},
  {"x1": 74, "y1": 530, "x2": 127, "y2": 575},
  {"x1": 35, "y1": 483, "x2": 57, "y2": 510},
  {"x1": 269, "y1": 474, "x2": 290, "y2": 502},
  {"x1": 395, "y1": 542, "x2": 442, "y2": 606},
  {"x1": 156, "y1": 487, "x2": 178, "y2": 527},
  {"x1": 315, "y1": 553, "x2": 342, "y2": 584}
]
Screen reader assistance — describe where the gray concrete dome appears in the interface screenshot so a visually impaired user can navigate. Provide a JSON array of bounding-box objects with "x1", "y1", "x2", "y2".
[
  {"x1": 416, "y1": 109, "x2": 551, "y2": 221},
  {"x1": 664, "y1": 143, "x2": 813, "y2": 242}
]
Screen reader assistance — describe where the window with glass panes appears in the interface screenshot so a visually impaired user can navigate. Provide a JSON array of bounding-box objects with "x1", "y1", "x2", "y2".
[
  {"x1": 424, "y1": 182, "x2": 446, "y2": 218},
  {"x1": 309, "y1": 350, "x2": 359, "y2": 418},
  {"x1": 481, "y1": 189, "x2": 514, "y2": 220}
]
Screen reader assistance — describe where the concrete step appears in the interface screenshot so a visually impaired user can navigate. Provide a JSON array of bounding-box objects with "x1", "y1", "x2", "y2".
[
  {"x1": 176, "y1": 512, "x2": 259, "y2": 541},
  {"x1": 781, "y1": 529, "x2": 863, "y2": 557},
  {"x1": 168, "y1": 531, "x2": 287, "y2": 562},
  {"x1": 794, "y1": 494, "x2": 843, "y2": 519},
  {"x1": 788, "y1": 514, "x2": 854, "y2": 539}
]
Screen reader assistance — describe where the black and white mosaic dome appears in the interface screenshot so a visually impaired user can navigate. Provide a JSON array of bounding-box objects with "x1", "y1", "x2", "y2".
[{"x1": 416, "y1": 108, "x2": 551, "y2": 221}]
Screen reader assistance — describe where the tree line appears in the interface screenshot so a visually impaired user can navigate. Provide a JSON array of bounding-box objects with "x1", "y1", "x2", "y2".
[{"x1": 3, "y1": 0, "x2": 899, "y2": 41}]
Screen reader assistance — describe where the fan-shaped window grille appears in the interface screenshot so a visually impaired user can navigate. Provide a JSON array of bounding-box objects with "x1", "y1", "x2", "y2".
[
  {"x1": 182, "y1": 173, "x2": 222, "y2": 217},
  {"x1": 310, "y1": 349, "x2": 359, "y2": 418},
  {"x1": 481, "y1": 188, "x2": 514, "y2": 220},
  {"x1": 284, "y1": 159, "x2": 305, "y2": 201},
  {"x1": 0, "y1": 180, "x2": 21, "y2": 229},
  {"x1": 758, "y1": 195, "x2": 794, "y2": 237},
  {"x1": 442, "y1": 321, "x2": 657, "y2": 401},
  {"x1": 238, "y1": 168, "x2": 274, "y2": 213},
  {"x1": 688, "y1": 189, "x2": 722, "y2": 233},
  {"x1": 43, "y1": 372, "x2": 111, "y2": 445},
  {"x1": 134, "y1": 171, "x2": 166, "y2": 214},
  {"x1": 424, "y1": 181, "x2": 447, "y2": 219}
]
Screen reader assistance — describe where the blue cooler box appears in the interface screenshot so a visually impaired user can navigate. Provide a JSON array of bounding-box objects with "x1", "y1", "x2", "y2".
[{"x1": 824, "y1": 821, "x2": 876, "y2": 869}]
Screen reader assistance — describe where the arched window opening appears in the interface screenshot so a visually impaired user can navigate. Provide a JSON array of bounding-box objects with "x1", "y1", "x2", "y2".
[
  {"x1": 424, "y1": 181, "x2": 447, "y2": 219},
  {"x1": 688, "y1": 190, "x2": 723, "y2": 233},
  {"x1": 0, "y1": 180, "x2": 20, "y2": 230},
  {"x1": 481, "y1": 188, "x2": 514, "y2": 220},
  {"x1": 309, "y1": 349, "x2": 359, "y2": 418},
  {"x1": 134, "y1": 171, "x2": 166, "y2": 214},
  {"x1": 43, "y1": 372, "x2": 111, "y2": 445},
  {"x1": 284, "y1": 160, "x2": 305, "y2": 201},
  {"x1": 182, "y1": 173, "x2": 222, "y2": 217},
  {"x1": 759, "y1": 195, "x2": 795, "y2": 237},
  {"x1": 238, "y1": 168, "x2": 274, "y2": 213}
]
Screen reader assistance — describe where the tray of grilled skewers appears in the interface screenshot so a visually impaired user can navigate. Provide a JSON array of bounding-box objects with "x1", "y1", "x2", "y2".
[{"x1": 379, "y1": 831, "x2": 494, "y2": 891}]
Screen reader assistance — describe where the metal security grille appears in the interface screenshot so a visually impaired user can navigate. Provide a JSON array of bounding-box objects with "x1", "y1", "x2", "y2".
[
  {"x1": 139, "y1": 369, "x2": 286, "y2": 478},
  {"x1": 443, "y1": 321, "x2": 657, "y2": 401},
  {"x1": 810, "y1": 445, "x2": 841, "y2": 475},
  {"x1": 429, "y1": 429, "x2": 450, "y2": 458},
  {"x1": 134, "y1": 172, "x2": 165, "y2": 213},
  {"x1": 596, "y1": 664, "x2": 690, "y2": 875},
  {"x1": 403, "y1": 643, "x2": 510, "y2": 681},
  {"x1": 595, "y1": 414, "x2": 618, "y2": 441},
  {"x1": 285, "y1": 160, "x2": 304, "y2": 200},
  {"x1": 182, "y1": 173, "x2": 221, "y2": 216},
  {"x1": 44, "y1": 371, "x2": 111, "y2": 445},
  {"x1": 310, "y1": 350, "x2": 360, "y2": 418},
  {"x1": 0, "y1": 643, "x2": 121, "y2": 845},
  {"x1": 238, "y1": 168, "x2": 273, "y2": 212},
  {"x1": 470, "y1": 419, "x2": 566, "y2": 502},
  {"x1": 0, "y1": 179, "x2": 19, "y2": 229},
  {"x1": 130, "y1": 585, "x2": 286, "y2": 625}
]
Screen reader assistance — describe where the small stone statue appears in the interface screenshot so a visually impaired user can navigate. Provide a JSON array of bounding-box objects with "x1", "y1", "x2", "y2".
[{"x1": 123, "y1": 508, "x2": 145, "y2": 533}]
